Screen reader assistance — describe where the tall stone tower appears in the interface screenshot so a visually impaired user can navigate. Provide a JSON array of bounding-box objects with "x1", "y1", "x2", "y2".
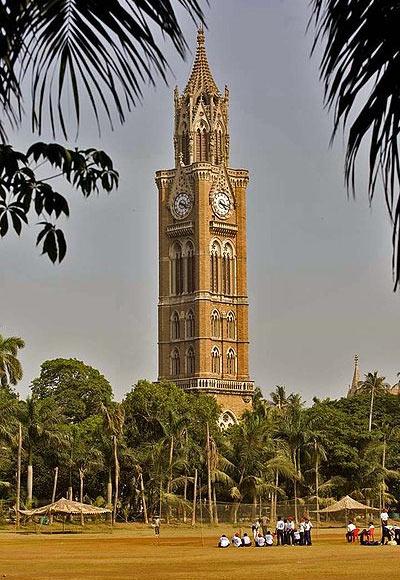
[{"x1": 156, "y1": 29, "x2": 254, "y2": 426}]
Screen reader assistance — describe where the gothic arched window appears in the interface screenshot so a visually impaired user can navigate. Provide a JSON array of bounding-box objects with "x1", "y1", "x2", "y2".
[
  {"x1": 186, "y1": 310, "x2": 195, "y2": 338},
  {"x1": 171, "y1": 311, "x2": 180, "y2": 340},
  {"x1": 186, "y1": 346, "x2": 195, "y2": 375},
  {"x1": 226, "y1": 311, "x2": 236, "y2": 340},
  {"x1": 185, "y1": 241, "x2": 195, "y2": 293},
  {"x1": 226, "y1": 348, "x2": 236, "y2": 375},
  {"x1": 170, "y1": 242, "x2": 183, "y2": 295},
  {"x1": 222, "y1": 242, "x2": 235, "y2": 296},
  {"x1": 171, "y1": 348, "x2": 180, "y2": 377},
  {"x1": 211, "y1": 310, "x2": 221, "y2": 338},
  {"x1": 210, "y1": 240, "x2": 221, "y2": 293},
  {"x1": 216, "y1": 127, "x2": 224, "y2": 165},
  {"x1": 195, "y1": 127, "x2": 209, "y2": 162},
  {"x1": 211, "y1": 346, "x2": 221, "y2": 374}
]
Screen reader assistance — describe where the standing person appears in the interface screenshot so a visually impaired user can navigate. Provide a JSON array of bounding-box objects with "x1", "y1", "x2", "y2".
[
  {"x1": 380, "y1": 508, "x2": 389, "y2": 544},
  {"x1": 154, "y1": 515, "x2": 160, "y2": 537},
  {"x1": 287, "y1": 517, "x2": 295, "y2": 545},
  {"x1": 251, "y1": 519, "x2": 261, "y2": 542},
  {"x1": 276, "y1": 516, "x2": 285, "y2": 546},
  {"x1": 299, "y1": 519, "x2": 305, "y2": 545},
  {"x1": 261, "y1": 514, "x2": 269, "y2": 536},
  {"x1": 304, "y1": 518, "x2": 313, "y2": 546}
]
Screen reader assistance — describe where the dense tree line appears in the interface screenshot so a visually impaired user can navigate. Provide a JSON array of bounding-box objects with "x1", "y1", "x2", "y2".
[{"x1": 1, "y1": 342, "x2": 400, "y2": 523}]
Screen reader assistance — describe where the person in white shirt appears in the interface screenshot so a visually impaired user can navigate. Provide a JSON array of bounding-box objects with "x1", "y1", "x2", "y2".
[
  {"x1": 276, "y1": 516, "x2": 285, "y2": 545},
  {"x1": 218, "y1": 534, "x2": 230, "y2": 548},
  {"x1": 232, "y1": 533, "x2": 242, "y2": 547},
  {"x1": 346, "y1": 521, "x2": 356, "y2": 542},
  {"x1": 286, "y1": 517, "x2": 295, "y2": 545},
  {"x1": 299, "y1": 519, "x2": 305, "y2": 545},
  {"x1": 251, "y1": 519, "x2": 261, "y2": 541},
  {"x1": 293, "y1": 529, "x2": 301, "y2": 545},
  {"x1": 380, "y1": 509, "x2": 389, "y2": 544},
  {"x1": 265, "y1": 531, "x2": 274, "y2": 546},
  {"x1": 255, "y1": 533, "x2": 266, "y2": 547},
  {"x1": 241, "y1": 532, "x2": 252, "y2": 547},
  {"x1": 304, "y1": 518, "x2": 313, "y2": 545}
]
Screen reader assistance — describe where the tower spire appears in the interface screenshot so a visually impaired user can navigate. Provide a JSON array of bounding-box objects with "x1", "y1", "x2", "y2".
[
  {"x1": 348, "y1": 354, "x2": 361, "y2": 396},
  {"x1": 184, "y1": 29, "x2": 219, "y2": 97}
]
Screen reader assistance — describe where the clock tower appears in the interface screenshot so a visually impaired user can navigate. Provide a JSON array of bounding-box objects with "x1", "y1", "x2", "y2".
[{"x1": 155, "y1": 29, "x2": 254, "y2": 426}]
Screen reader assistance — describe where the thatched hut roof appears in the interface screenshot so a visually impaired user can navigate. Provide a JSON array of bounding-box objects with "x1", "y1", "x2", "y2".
[
  {"x1": 19, "y1": 497, "x2": 111, "y2": 516},
  {"x1": 319, "y1": 495, "x2": 379, "y2": 513}
]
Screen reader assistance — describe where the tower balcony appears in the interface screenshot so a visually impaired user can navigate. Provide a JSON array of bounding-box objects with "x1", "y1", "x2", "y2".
[{"x1": 173, "y1": 377, "x2": 254, "y2": 397}]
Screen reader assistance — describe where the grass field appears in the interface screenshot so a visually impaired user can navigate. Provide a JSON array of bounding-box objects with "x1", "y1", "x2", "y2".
[{"x1": 0, "y1": 525, "x2": 398, "y2": 579}]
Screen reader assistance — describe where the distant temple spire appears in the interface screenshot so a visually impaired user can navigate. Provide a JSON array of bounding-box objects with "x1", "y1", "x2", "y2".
[
  {"x1": 347, "y1": 354, "x2": 361, "y2": 397},
  {"x1": 184, "y1": 28, "x2": 219, "y2": 97}
]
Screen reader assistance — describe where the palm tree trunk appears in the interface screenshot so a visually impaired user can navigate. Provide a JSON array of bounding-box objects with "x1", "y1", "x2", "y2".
[
  {"x1": 206, "y1": 422, "x2": 214, "y2": 524},
  {"x1": 139, "y1": 473, "x2": 148, "y2": 524},
  {"x1": 166, "y1": 435, "x2": 174, "y2": 524},
  {"x1": 381, "y1": 435, "x2": 387, "y2": 510},
  {"x1": 191, "y1": 468, "x2": 197, "y2": 526},
  {"x1": 368, "y1": 384, "x2": 375, "y2": 432},
  {"x1": 315, "y1": 451, "x2": 320, "y2": 526},
  {"x1": 27, "y1": 447, "x2": 33, "y2": 506},
  {"x1": 293, "y1": 451, "x2": 298, "y2": 523},
  {"x1": 79, "y1": 469, "x2": 84, "y2": 526},
  {"x1": 16, "y1": 423, "x2": 22, "y2": 529},
  {"x1": 112, "y1": 435, "x2": 119, "y2": 525},
  {"x1": 271, "y1": 471, "x2": 279, "y2": 523},
  {"x1": 183, "y1": 475, "x2": 188, "y2": 523},
  {"x1": 52, "y1": 467, "x2": 59, "y2": 503},
  {"x1": 213, "y1": 484, "x2": 218, "y2": 524},
  {"x1": 107, "y1": 468, "x2": 112, "y2": 506}
]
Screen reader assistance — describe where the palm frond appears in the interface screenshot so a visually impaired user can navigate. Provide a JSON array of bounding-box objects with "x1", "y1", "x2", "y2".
[
  {"x1": 0, "y1": 0, "x2": 205, "y2": 140},
  {"x1": 310, "y1": 0, "x2": 400, "y2": 290}
]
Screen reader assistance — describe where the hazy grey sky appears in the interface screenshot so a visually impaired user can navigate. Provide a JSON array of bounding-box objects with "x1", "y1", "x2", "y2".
[{"x1": 1, "y1": 0, "x2": 399, "y2": 402}]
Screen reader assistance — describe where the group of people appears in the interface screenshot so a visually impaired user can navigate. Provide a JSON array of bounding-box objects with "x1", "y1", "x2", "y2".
[
  {"x1": 346, "y1": 509, "x2": 400, "y2": 546},
  {"x1": 218, "y1": 516, "x2": 313, "y2": 548}
]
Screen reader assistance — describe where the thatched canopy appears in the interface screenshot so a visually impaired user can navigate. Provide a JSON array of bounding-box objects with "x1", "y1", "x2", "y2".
[
  {"x1": 19, "y1": 497, "x2": 111, "y2": 517},
  {"x1": 319, "y1": 495, "x2": 379, "y2": 513}
]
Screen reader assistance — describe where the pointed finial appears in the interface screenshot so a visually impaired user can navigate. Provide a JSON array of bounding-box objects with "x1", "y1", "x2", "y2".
[{"x1": 197, "y1": 26, "x2": 205, "y2": 46}]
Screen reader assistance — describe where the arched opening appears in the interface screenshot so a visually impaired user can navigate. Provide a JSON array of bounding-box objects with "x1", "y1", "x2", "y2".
[
  {"x1": 186, "y1": 310, "x2": 195, "y2": 338},
  {"x1": 181, "y1": 130, "x2": 189, "y2": 165},
  {"x1": 170, "y1": 348, "x2": 180, "y2": 377},
  {"x1": 171, "y1": 311, "x2": 180, "y2": 340},
  {"x1": 185, "y1": 240, "x2": 195, "y2": 293},
  {"x1": 186, "y1": 346, "x2": 195, "y2": 375},
  {"x1": 170, "y1": 242, "x2": 183, "y2": 295},
  {"x1": 218, "y1": 410, "x2": 237, "y2": 431},
  {"x1": 195, "y1": 126, "x2": 209, "y2": 162},
  {"x1": 211, "y1": 346, "x2": 221, "y2": 374},
  {"x1": 211, "y1": 310, "x2": 221, "y2": 338},
  {"x1": 226, "y1": 311, "x2": 236, "y2": 340},
  {"x1": 216, "y1": 127, "x2": 224, "y2": 165},
  {"x1": 226, "y1": 348, "x2": 236, "y2": 375},
  {"x1": 222, "y1": 242, "x2": 235, "y2": 296},
  {"x1": 210, "y1": 240, "x2": 221, "y2": 293}
]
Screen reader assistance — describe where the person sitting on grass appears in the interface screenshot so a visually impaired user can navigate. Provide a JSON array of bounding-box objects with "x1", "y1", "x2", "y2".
[
  {"x1": 218, "y1": 534, "x2": 230, "y2": 548},
  {"x1": 346, "y1": 520, "x2": 356, "y2": 542},
  {"x1": 241, "y1": 532, "x2": 252, "y2": 547},
  {"x1": 265, "y1": 530, "x2": 274, "y2": 546},
  {"x1": 255, "y1": 533, "x2": 266, "y2": 547},
  {"x1": 232, "y1": 532, "x2": 242, "y2": 547}
]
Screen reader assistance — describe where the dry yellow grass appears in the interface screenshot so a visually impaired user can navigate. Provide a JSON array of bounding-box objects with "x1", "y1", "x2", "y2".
[{"x1": 0, "y1": 525, "x2": 398, "y2": 579}]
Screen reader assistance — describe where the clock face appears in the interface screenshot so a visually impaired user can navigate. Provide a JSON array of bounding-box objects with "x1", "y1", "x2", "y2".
[
  {"x1": 212, "y1": 191, "x2": 231, "y2": 219},
  {"x1": 172, "y1": 192, "x2": 193, "y2": 219}
]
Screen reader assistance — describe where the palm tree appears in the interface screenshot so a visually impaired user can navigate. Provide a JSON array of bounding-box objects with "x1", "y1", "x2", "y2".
[
  {"x1": 0, "y1": 1, "x2": 205, "y2": 141},
  {"x1": 358, "y1": 372, "x2": 387, "y2": 432},
  {"x1": 101, "y1": 403, "x2": 125, "y2": 523},
  {"x1": 0, "y1": 334, "x2": 25, "y2": 389},
  {"x1": 310, "y1": 1, "x2": 400, "y2": 290},
  {"x1": 270, "y1": 386, "x2": 289, "y2": 411},
  {"x1": 20, "y1": 396, "x2": 64, "y2": 505}
]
